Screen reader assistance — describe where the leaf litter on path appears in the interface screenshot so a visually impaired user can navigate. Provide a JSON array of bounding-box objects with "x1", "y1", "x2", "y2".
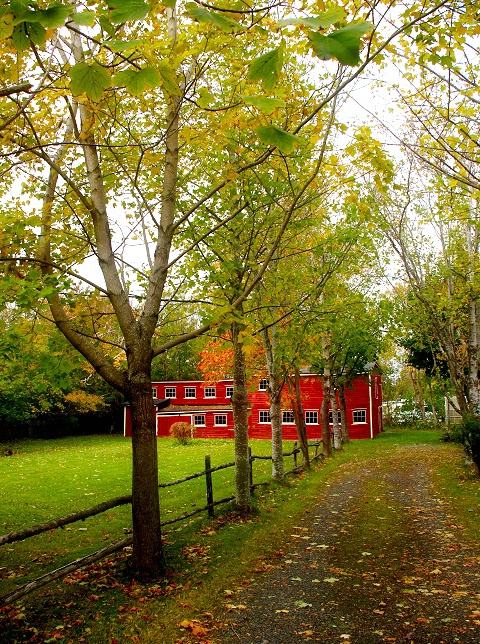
[{"x1": 216, "y1": 447, "x2": 480, "y2": 643}]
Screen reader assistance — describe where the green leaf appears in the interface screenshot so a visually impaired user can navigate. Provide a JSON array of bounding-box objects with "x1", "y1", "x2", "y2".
[
  {"x1": 255, "y1": 125, "x2": 303, "y2": 154},
  {"x1": 99, "y1": 15, "x2": 115, "y2": 35},
  {"x1": 10, "y1": 0, "x2": 29, "y2": 13},
  {"x1": 38, "y1": 3, "x2": 72, "y2": 28},
  {"x1": 28, "y1": 21, "x2": 46, "y2": 47},
  {"x1": 187, "y1": 5, "x2": 245, "y2": 33},
  {"x1": 276, "y1": 7, "x2": 346, "y2": 31},
  {"x1": 11, "y1": 23, "x2": 29, "y2": 50},
  {"x1": 158, "y1": 60, "x2": 181, "y2": 96},
  {"x1": 0, "y1": 12, "x2": 15, "y2": 40},
  {"x1": 197, "y1": 87, "x2": 214, "y2": 108},
  {"x1": 71, "y1": 11, "x2": 96, "y2": 27},
  {"x1": 114, "y1": 67, "x2": 161, "y2": 96},
  {"x1": 248, "y1": 47, "x2": 283, "y2": 92},
  {"x1": 162, "y1": 0, "x2": 176, "y2": 7},
  {"x1": 109, "y1": 0, "x2": 151, "y2": 24},
  {"x1": 242, "y1": 95, "x2": 285, "y2": 115},
  {"x1": 309, "y1": 22, "x2": 373, "y2": 66},
  {"x1": 108, "y1": 38, "x2": 142, "y2": 52},
  {"x1": 69, "y1": 62, "x2": 111, "y2": 101}
]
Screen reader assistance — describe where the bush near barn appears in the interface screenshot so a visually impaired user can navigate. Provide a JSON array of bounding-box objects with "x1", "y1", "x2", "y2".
[{"x1": 169, "y1": 421, "x2": 195, "y2": 445}]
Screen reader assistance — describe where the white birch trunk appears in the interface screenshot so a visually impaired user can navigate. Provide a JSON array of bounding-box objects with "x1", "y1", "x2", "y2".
[
  {"x1": 465, "y1": 195, "x2": 480, "y2": 414},
  {"x1": 261, "y1": 326, "x2": 284, "y2": 481},
  {"x1": 331, "y1": 389, "x2": 342, "y2": 450}
]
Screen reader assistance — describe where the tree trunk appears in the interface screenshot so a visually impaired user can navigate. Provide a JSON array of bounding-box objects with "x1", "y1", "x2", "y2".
[
  {"x1": 407, "y1": 367, "x2": 426, "y2": 421},
  {"x1": 427, "y1": 381, "x2": 438, "y2": 423},
  {"x1": 465, "y1": 205, "x2": 480, "y2": 414},
  {"x1": 338, "y1": 383, "x2": 350, "y2": 442},
  {"x1": 128, "y1": 376, "x2": 164, "y2": 575},
  {"x1": 231, "y1": 322, "x2": 252, "y2": 514},
  {"x1": 472, "y1": 458, "x2": 480, "y2": 477},
  {"x1": 261, "y1": 326, "x2": 284, "y2": 481},
  {"x1": 331, "y1": 389, "x2": 342, "y2": 450},
  {"x1": 286, "y1": 369, "x2": 310, "y2": 469},
  {"x1": 321, "y1": 332, "x2": 333, "y2": 456},
  {"x1": 320, "y1": 395, "x2": 331, "y2": 457}
]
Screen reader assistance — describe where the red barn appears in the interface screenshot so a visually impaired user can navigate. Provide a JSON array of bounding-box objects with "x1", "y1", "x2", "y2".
[{"x1": 124, "y1": 365, "x2": 383, "y2": 440}]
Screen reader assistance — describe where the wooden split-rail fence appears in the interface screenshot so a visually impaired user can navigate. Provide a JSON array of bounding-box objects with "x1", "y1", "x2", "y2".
[{"x1": 0, "y1": 440, "x2": 322, "y2": 607}]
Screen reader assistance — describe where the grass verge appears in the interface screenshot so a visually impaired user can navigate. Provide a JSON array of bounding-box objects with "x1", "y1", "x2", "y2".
[{"x1": 0, "y1": 429, "x2": 478, "y2": 643}]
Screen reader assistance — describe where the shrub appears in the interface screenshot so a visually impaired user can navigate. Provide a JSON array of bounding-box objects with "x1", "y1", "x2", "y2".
[
  {"x1": 451, "y1": 416, "x2": 480, "y2": 476},
  {"x1": 169, "y1": 421, "x2": 195, "y2": 445}
]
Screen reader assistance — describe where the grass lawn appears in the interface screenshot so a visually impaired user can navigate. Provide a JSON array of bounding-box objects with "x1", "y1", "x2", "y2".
[{"x1": 0, "y1": 429, "x2": 479, "y2": 643}]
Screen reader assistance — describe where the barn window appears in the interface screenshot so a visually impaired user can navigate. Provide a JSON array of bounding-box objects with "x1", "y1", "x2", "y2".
[
  {"x1": 305, "y1": 411, "x2": 318, "y2": 424},
  {"x1": 204, "y1": 387, "x2": 216, "y2": 398},
  {"x1": 165, "y1": 387, "x2": 176, "y2": 398},
  {"x1": 226, "y1": 386, "x2": 234, "y2": 398},
  {"x1": 185, "y1": 387, "x2": 196, "y2": 398},
  {"x1": 214, "y1": 415, "x2": 227, "y2": 425},
  {"x1": 258, "y1": 379, "x2": 268, "y2": 391},
  {"x1": 353, "y1": 409, "x2": 367, "y2": 424},
  {"x1": 194, "y1": 415, "x2": 205, "y2": 426},
  {"x1": 152, "y1": 387, "x2": 157, "y2": 398},
  {"x1": 259, "y1": 410, "x2": 271, "y2": 423},
  {"x1": 282, "y1": 410, "x2": 295, "y2": 424}
]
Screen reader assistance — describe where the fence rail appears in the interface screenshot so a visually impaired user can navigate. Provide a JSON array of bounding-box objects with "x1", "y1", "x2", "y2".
[{"x1": 0, "y1": 440, "x2": 322, "y2": 607}]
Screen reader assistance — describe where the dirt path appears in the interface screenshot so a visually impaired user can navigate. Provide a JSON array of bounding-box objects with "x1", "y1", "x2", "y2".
[{"x1": 215, "y1": 446, "x2": 480, "y2": 643}]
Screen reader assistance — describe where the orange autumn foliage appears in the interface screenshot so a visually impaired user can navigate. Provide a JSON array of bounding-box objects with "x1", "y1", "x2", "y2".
[
  {"x1": 198, "y1": 341, "x2": 234, "y2": 385},
  {"x1": 198, "y1": 337, "x2": 266, "y2": 385}
]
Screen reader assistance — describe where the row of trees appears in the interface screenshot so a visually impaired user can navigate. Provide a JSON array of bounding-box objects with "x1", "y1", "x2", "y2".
[{"x1": 1, "y1": 0, "x2": 479, "y2": 573}]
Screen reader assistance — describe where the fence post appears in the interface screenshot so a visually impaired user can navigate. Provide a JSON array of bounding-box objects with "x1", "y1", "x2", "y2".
[
  {"x1": 248, "y1": 446, "x2": 254, "y2": 494},
  {"x1": 293, "y1": 441, "x2": 298, "y2": 470},
  {"x1": 314, "y1": 439, "x2": 319, "y2": 460},
  {"x1": 205, "y1": 455, "x2": 214, "y2": 518}
]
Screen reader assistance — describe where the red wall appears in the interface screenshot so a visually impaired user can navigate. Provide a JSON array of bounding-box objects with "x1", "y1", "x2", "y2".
[{"x1": 124, "y1": 372, "x2": 383, "y2": 440}]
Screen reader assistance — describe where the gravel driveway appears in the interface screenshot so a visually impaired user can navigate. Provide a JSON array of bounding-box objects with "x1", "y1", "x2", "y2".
[{"x1": 215, "y1": 446, "x2": 480, "y2": 643}]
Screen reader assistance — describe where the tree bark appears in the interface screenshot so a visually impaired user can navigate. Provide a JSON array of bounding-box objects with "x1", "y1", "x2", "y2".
[
  {"x1": 320, "y1": 395, "x2": 331, "y2": 457},
  {"x1": 472, "y1": 458, "x2": 480, "y2": 477},
  {"x1": 261, "y1": 326, "x2": 284, "y2": 481},
  {"x1": 331, "y1": 388, "x2": 342, "y2": 450},
  {"x1": 465, "y1": 200, "x2": 480, "y2": 414},
  {"x1": 231, "y1": 321, "x2": 252, "y2": 514},
  {"x1": 321, "y1": 333, "x2": 333, "y2": 457},
  {"x1": 407, "y1": 367, "x2": 426, "y2": 421},
  {"x1": 286, "y1": 369, "x2": 310, "y2": 470},
  {"x1": 338, "y1": 383, "x2": 350, "y2": 442},
  {"x1": 128, "y1": 375, "x2": 164, "y2": 574}
]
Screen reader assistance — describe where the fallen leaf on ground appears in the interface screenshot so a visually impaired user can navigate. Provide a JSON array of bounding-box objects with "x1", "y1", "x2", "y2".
[{"x1": 294, "y1": 600, "x2": 312, "y2": 609}]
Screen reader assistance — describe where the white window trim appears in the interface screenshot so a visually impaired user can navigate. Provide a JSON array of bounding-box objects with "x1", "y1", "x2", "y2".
[
  {"x1": 259, "y1": 410, "x2": 271, "y2": 424},
  {"x1": 185, "y1": 387, "x2": 197, "y2": 399},
  {"x1": 165, "y1": 387, "x2": 176, "y2": 398},
  {"x1": 152, "y1": 387, "x2": 157, "y2": 398},
  {"x1": 214, "y1": 414, "x2": 227, "y2": 426},
  {"x1": 204, "y1": 387, "x2": 216, "y2": 398},
  {"x1": 226, "y1": 386, "x2": 234, "y2": 398},
  {"x1": 282, "y1": 410, "x2": 295, "y2": 424},
  {"x1": 305, "y1": 411, "x2": 318, "y2": 425},
  {"x1": 194, "y1": 414, "x2": 206, "y2": 426},
  {"x1": 258, "y1": 379, "x2": 268, "y2": 391},
  {"x1": 352, "y1": 409, "x2": 367, "y2": 424}
]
